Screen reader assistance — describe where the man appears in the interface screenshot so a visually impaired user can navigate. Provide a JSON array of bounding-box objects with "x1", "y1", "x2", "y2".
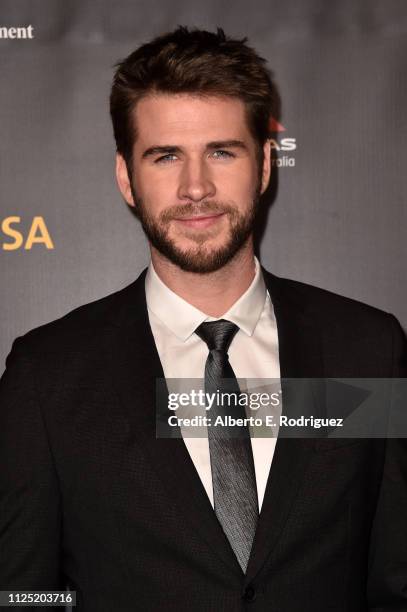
[{"x1": 1, "y1": 26, "x2": 406, "y2": 611}]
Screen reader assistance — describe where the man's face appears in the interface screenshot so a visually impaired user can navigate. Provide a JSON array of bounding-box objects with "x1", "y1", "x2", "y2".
[{"x1": 116, "y1": 93, "x2": 271, "y2": 273}]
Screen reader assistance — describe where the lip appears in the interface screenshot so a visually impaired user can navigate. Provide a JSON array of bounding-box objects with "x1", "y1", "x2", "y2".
[{"x1": 173, "y1": 212, "x2": 225, "y2": 229}]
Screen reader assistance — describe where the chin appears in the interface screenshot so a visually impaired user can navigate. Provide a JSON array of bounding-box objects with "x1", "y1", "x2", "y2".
[{"x1": 175, "y1": 238, "x2": 224, "y2": 252}]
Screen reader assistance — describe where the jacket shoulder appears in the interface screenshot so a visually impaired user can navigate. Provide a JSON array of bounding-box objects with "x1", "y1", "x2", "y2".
[
  {"x1": 265, "y1": 269, "x2": 393, "y2": 317},
  {"x1": 9, "y1": 271, "x2": 146, "y2": 356},
  {"x1": 263, "y1": 269, "x2": 402, "y2": 333}
]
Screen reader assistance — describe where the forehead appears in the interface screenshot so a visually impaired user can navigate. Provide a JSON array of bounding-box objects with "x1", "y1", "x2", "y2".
[{"x1": 133, "y1": 93, "x2": 252, "y2": 145}]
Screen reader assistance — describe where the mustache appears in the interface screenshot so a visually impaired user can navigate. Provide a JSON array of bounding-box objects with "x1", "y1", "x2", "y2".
[{"x1": 160, "y1": 201, "x2": 235, "y2": 223}]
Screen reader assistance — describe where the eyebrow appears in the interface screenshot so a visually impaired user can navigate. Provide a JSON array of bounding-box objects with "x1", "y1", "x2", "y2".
[{"x1": 141, "y1": 140, "x2": 248, "y2": 159}]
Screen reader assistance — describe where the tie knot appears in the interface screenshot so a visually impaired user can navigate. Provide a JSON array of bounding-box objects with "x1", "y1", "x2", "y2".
[{"x1": 195, "y1": 319, "x2": 239, "y2": 352}]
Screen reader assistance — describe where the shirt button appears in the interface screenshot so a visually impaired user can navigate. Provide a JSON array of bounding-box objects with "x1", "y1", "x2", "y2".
[{"x1": 243, "y1": 585, "x2": 256, "y2": 602}]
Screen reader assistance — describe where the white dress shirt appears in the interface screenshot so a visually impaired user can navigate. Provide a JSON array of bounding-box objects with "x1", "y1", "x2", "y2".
[{"x1": 145, "y1": 256, "x2": 281, "y2": 511}]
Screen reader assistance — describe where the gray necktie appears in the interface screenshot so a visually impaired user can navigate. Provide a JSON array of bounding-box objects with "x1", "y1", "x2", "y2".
[{"x1": 195, "y1": 319, "x2": 259, "y2": 572}]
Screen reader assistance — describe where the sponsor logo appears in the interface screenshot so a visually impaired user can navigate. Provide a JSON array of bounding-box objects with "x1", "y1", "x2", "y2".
[
  {"x1": 269, "y1": 117, "x2": 297, "y2": 168},
  {"x1": 0, "y1": 25, "x2": 34, "y2": 39},
  {"x1": 1, "y1": 217, "x2": 54, "y2": 250}
]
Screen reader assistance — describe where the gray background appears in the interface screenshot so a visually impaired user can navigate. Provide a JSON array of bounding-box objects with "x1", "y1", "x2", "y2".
[{"x1": 1, "y1": 0, "x2": 406, "y2": 370}]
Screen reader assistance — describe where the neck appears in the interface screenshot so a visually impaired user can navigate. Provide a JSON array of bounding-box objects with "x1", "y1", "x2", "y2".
[{"x1": 150, "y1": 241, "x2": 256, "y2": 318}]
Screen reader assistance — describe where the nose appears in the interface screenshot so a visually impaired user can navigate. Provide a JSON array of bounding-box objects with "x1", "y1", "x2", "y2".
[{"x1": 177, "y1": 158, "x2": 216, "y2": 202}]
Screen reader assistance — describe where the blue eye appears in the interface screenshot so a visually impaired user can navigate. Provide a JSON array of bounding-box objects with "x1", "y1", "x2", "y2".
[
  {"x1": 155, "y1": 154, "x2": 177, "y2": 164},
  {"x1": 213, "y1": 150, "x2": 234, "y2": 159}
]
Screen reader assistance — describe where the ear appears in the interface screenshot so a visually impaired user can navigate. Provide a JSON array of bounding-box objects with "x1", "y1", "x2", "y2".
[
  {"x1": 260, "y1": 139, "x2": 272, "y2": 195},
  {"x1": 115, "y1": 153, "x2": 135, "y2": 207}
]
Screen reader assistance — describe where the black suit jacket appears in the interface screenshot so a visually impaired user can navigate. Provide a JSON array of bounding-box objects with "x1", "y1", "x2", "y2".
[{"x1": 1, "y1": 268, "x2": 406, "y2": 611}]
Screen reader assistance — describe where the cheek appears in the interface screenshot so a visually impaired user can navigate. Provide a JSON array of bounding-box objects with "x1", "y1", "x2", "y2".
[
  {"x1": 219, "y1": 159, "x2": 258, "y2": 193},
  {"x1": 133, "y1": 169, "x2": 174, "y2": 210}
]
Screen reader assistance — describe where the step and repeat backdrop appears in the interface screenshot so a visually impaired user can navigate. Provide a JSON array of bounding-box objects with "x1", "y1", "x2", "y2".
[{"x1": 1, "y1": 0, "x2": 406, "y2": 368}]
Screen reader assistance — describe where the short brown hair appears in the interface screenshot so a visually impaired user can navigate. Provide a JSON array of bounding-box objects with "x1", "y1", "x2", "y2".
[{"x1": 109, "y1": 26, "x2": 277, "y2": 171}]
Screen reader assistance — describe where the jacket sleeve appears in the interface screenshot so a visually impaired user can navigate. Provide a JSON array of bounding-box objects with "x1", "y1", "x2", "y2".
[
  {"x1": 367, "y1": 315, "x2": 407, "y2": 610},
  {"x1": 0, "y1": 336, "x2": 62, "y2": 590}
]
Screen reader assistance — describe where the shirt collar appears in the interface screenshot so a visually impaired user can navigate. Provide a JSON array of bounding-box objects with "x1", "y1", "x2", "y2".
[{"x1": 145, "y1": 256, "x2": 267, "y2": 342}]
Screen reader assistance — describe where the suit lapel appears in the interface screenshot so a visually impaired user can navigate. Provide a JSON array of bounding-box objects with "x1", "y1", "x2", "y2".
[
  {"x1": 108, "y1": 270, "x2": 242, "y2": 576},
  {"x1": 107, "y1": 266, "x2": 325, "y2": 582},
  {"x1": 245, "y1": 270, "x2": 324, "y2": 583}
]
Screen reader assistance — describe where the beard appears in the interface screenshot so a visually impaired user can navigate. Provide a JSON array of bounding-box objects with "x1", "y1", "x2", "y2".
[{"x1": 130, "y1": 183, "x2": 262, "y2": 274}]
